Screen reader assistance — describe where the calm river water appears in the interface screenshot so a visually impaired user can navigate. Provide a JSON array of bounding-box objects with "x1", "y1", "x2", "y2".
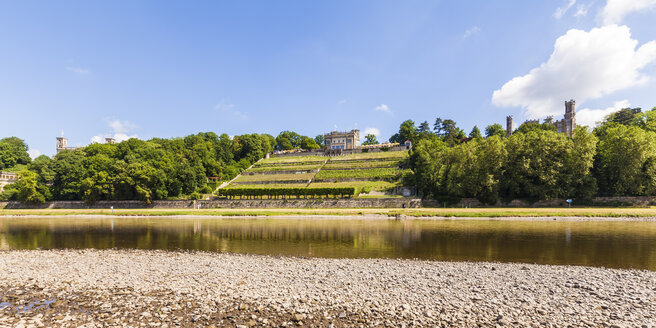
[{"x1": 1, "y1": 216, "x2": 655, "y2": 270}]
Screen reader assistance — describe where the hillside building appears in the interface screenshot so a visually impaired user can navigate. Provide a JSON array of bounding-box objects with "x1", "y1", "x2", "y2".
[
  {"x1": 324, "y1": 129, "x2": 360, "y2": 150},
  {"x1": 0, "y1": 171, "x2": 18, "y2": 192},
  {"x1": 506, "y1": 99, "x2": 577, "y2": 137},
  {"x1": 56, "y1": 137, "x2": 79, "y2": 153}
]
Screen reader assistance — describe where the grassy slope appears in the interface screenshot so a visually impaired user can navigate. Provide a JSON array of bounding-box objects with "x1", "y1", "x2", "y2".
[{"x1": 3, "y1": 207, "x2": 656, "y2": 217}]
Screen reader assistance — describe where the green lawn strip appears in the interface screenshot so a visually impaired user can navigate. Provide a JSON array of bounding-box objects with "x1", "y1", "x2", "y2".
[
  {"x1": 309, "y1": 181, "x2": 398, "y2": 191},
  {"x1": 246, "y1": 164, "x2": 323, "y2": 173},
  {"x1": 253, "y1": 160, "x2": 326, "y2": 167},
  {"x1": 257, "y1": 156, "x2": 326, "y2": 164},
  {"x1": 322, "y1": 160, "x2": 402, "y2": 169},
  {"x1": 314, "y1": 168, "x2": 410, "y2": 180},
  {"x1": 330, "y1": 151, "x2": 409, "y2": 161},
  {"x1": 233, "y1": 173, "x2": 315, "y2": 182},
  {"x1": 225, "y1": 183, "x2": 309, "y2": 189}
]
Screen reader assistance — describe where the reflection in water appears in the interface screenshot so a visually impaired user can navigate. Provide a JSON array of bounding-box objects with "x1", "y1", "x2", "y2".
[{"x1": 1, "y1": 217, "x2": 656, "y2": 270}]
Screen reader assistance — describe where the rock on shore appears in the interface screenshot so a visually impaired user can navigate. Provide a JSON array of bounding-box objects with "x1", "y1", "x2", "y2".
[{"x1": 0, "y1": 249, "x2": 654, "y2": 327}]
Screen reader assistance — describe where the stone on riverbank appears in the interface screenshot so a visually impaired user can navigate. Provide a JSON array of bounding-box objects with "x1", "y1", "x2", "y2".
[{"x1": 0, "y1": 249, "x2": 654, "y2": 327}]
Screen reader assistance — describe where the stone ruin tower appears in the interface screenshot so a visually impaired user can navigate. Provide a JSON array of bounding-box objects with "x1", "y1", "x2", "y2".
[
  {"x1": 564, "y1": 99, "x2": 576, "y2": 136},
  {"x1": 506, "y1": 116, "x2": 513, "y2": 137}
]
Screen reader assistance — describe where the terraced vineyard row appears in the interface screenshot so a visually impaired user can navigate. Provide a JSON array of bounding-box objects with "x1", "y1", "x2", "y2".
[{"x1": 219, "y1": 151, "x2": 410, "y2": 197}]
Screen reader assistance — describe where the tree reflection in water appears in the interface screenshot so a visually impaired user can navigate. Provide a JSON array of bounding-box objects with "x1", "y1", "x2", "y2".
[{"x1": 1, "y1": 217, "x2": 655, "y2": 270}]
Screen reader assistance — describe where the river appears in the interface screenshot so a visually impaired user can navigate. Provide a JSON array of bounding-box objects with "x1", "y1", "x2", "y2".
[{"x1": 1, "y1": 216, "x2": 655, "y2": 270}]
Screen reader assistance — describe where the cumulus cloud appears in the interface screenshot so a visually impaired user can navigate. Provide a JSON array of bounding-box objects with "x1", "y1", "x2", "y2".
[
  {"x1": 27, "y1": 149, "x2": 42, "y2": 159},
  {"x1": 577, "y1": 99, "x2": 631, "y2": 127},
  {"x1": 600, "y1": 0, "x2": 656, "y2": 25},
  {"x1": 363, "y1": 128, "x2": 381, "y2": 137},
  {"x1": 492, "y1": 25, "x2": 656, "y2": 119},
  {"x1": 66, "y1": 66, "x2": 90, "y2": 74},
  {"x1": 91, "y1": 119, "x2": 138, "y2": 144},
  {"x1": 554, "y1": 0, "x2": 577, "y2": 19},
  {"x1": 463, "y1": 26, "x2": 480, "y2": 39},
  {"x1": 375, "y1": 104, "x2": 391, "y2": 113}
]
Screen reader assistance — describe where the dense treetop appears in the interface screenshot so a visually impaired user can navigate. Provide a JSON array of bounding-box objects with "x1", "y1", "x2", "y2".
[
  {"x1": 0, "y1": 130, "x2": 317, "y2": 203},
  {"x1": 396, "y1": 106, "x2": 656, "y2": 203}
]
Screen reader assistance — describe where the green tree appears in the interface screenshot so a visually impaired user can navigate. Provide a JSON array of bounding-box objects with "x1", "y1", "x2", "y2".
[
  {"x1": 0, "y1": 137, "x2": 31, "y2": 170},
  {"x1": 638, "y1": 107, "x2": 656, "y2": 133},
  {"x1": 516, "y1": 121, "x2": 557, "y2": 134},
  {"x1": 314, "y1": 135, "x2": 325, "y2": 148},
  {"x1": 300, "y1": 136, "x2": 320, "y2": 150},
  {"x1": 469, "y1": 126, "x2": 482, "y2": 139},
  {"x1": 14, "y1": 170, "x2": 49, "y2": 204},
  {"x1": 594, "y1": 125, "x2": 656, "y2": 196},
  {"x1": 275, "y1": 131, "x2": 302, "y2": 150},
  {"x1": 51, "y1": 150, "x2": 86, "y2": 200},
  {"x1": 443, "y1": 136, "x2": 507, "y2": 204},
  {"x1": 501, "y1": 130, "x2": 575, "y2": 199},
  {"x1": 389, "y1": 120, "x2": 418, "y2": 144},
  {"x1": 362, "y1": 134, "x2": 379, "y2": 145},
  {"x1": 235, "y1": 134, "x2": 265, "y2": 163},
  {"x1": 409, "y1": 137, "x2": 449, "y2": 198},
  {"x1": 605, "y1": 107, "x2": 642, "y2": 126},
  {"x1": 485, "y1": 124, "x2": 505, "y2": 138}
]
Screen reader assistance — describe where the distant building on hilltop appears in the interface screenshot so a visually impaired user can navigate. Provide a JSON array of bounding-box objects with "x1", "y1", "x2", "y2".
[
  {"x1": 56, "y1": 136, "x2": 118, "y2": 154},
  {"x1": 506, "y1": 99, "x2": 577, "y2": 137},
  {"x1": 324, "y1": 129, "x2": 360, "y2": 150},
  {"x1": 56, "y1": 137, "x2": 79, "y2": 153}
]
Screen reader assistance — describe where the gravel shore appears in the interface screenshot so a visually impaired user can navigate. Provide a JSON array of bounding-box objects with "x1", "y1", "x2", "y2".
[{"x1": 0, "y1": 250, "x2": 655, "y2": 327}]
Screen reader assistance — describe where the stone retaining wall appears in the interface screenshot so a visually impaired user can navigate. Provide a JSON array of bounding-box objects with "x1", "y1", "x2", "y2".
[
  {"x1": 3, "y1": 196, "x2": 656, "y2": 210},
  {"x1": 0, "y1": 198, "x2": 422, "y2": 209}
]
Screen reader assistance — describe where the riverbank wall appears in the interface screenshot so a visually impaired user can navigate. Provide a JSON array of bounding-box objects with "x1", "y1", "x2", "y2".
[
  {"x1": 2, "y1": 196, "x2": 656, "y2": 210},
  {"x1": 0, "y1": 198, "x2": 422, "y2": 209}
]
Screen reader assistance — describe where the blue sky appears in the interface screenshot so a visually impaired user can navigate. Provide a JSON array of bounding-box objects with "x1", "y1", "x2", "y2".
[{"x1": 1, "y1": 0, "x2": 656, "y2": 157}]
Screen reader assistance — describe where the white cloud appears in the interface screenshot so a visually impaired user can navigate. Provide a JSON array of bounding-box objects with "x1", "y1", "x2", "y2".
[
  {"x1": 215, "y1": 100, "x2": 248, "y2": 119},
  {"x1": 27, "y1": 149, "x2": 41, "y2": 159},
  {"x1": 91, "y1": 119, "x2": 138, "y2": 144},
  {"x1": 337, "y1": 99, "x2": 347, "y2": 105},
  {"x1": 577, "y1": 99, "x2": 631, "y2": 127},
  {"x1": 463, "y1": 26, "x2": 480, "y2": 39},
  {"x1": 66, "y1": 66, "x2": 90, "y2": 74},
  {"x1": 555, "y1": 0, "x2": 577, "y2": 19},
  {"x1": 107, "y1": 120, "x2": 137, "y2": 135},
  {"x1": 232, "y1": 110, "x2": 248, "y2": 119},
  {"x1": 375, "y1": 104, "x2": 391, "y2": 113},
  {"x1": 363, "y1": 128, "x2": 381, "y2": 137},
  {"x1": 492, "y1": 25, "x2": 656, "y2": 119},
  {"x1": 574, "y1": 4, "x2": 590, "y2": 17},
  {"x1": 600, "y1": 0, "x2": 656, "y2": 25}
]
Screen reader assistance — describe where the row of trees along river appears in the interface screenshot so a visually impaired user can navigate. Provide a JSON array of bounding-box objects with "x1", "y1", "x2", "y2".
[{"x1": 1, "y1": 106, "x2": 656, "y2": 204}]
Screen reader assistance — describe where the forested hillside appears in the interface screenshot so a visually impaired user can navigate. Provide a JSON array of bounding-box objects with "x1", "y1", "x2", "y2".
[{"x1": 3, "y1": 105, "x2": 656, "y2": 204}]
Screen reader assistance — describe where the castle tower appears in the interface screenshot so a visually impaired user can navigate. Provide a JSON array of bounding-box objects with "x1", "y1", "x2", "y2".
[
  {"x1": 564, "y1": 99, "x2": 576, "y2": 137},
  {"x1": 506, "y1": 116, "x2": 513, "y2": 137},
  {"x1": 56, "y1": 137, "x2": 68, "y2": 153}
]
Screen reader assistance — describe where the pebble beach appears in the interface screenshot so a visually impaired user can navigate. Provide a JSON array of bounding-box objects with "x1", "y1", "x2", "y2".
[{"x1": 0, "y1": 250, "x2": 655, "y2": 327}]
